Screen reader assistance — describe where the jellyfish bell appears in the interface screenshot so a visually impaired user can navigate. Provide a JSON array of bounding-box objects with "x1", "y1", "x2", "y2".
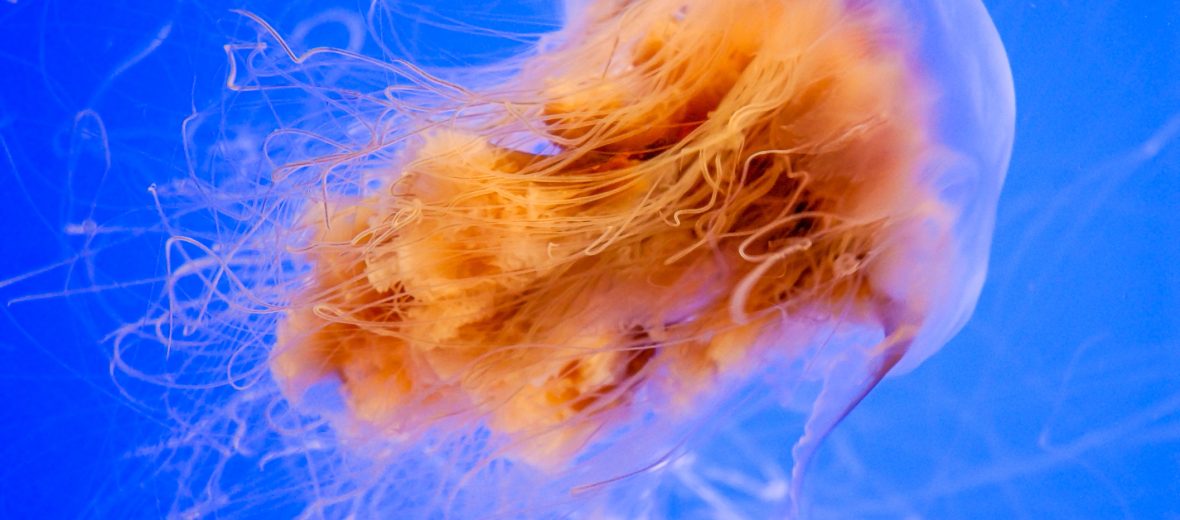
[
  {"x1": 876, "y1": 0, "x2": 1015, "y2": 372},
  {"x1": 86, "y1": 0, "x2": 1014, "y2": 516}
]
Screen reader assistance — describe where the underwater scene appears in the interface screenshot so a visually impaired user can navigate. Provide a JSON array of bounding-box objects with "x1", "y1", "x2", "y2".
[{"x1": 0, "y1": 0, "x2": 1176, "y2": 518}]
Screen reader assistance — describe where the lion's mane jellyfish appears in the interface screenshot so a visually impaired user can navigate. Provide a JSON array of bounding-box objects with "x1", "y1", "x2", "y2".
[{"x1": 133, "y1": 0, "x2": 1013, "y2": 516}]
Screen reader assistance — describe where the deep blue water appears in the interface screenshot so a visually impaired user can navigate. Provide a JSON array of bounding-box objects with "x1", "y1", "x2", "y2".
[{"x1": 1, "y1": 1, "x2": 1177, "y2": 518}]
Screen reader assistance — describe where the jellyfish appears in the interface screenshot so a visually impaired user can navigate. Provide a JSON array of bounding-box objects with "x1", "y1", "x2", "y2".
[
  {"x1": 272, "y1": 0, "x2": 1006, "y2": 470},
  {"x1": 17, "y1": 0, "x2": 1014, "y2": 517}
]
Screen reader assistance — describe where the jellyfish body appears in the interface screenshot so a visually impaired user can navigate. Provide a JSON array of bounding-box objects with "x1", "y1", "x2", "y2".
[
  {"x1": 122, "y1": 0, "x2": 1013, "y2": 516},
  {"x1": 271, "y1": 0, "x2": 1011, "y2": 478}
]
